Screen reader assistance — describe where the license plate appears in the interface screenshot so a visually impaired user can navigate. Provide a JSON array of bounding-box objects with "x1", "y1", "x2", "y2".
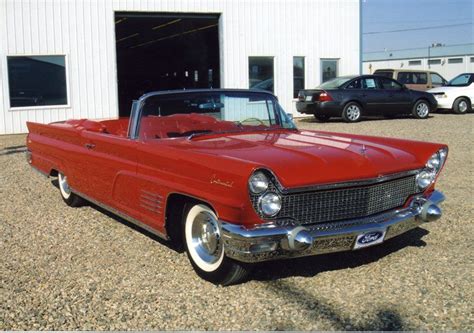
[
  {"x1": 353, "y1": 230, "x2": 386, "y2": 249},
  {"x1": 305, "y1": 95, "x2": 313, "y2": 101}
]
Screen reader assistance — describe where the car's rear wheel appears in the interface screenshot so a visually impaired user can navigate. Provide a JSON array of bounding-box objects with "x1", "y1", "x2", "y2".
[
  {"x1": 412, "y1": 100, "x2": 430, "y2": 119},
  {"x1": 453, "y1": 97, "x2": 471, "y2": 114},
  {"x1": 183, "y1": 203, "x2": 249, "y2": 285},
  {"x1": 58, "y1": 172, "x2": 85, "y2": 207},
  {"x1": 342, "y1": 102, "x2": 362, "y2": 122},
  {"x1": 314, "y1": 114, "x2": 330, "y2": 122}
]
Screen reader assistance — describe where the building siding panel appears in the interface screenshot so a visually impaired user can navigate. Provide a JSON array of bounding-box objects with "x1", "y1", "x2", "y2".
[{"x1": 0, "y1": 0, "x2": 359, "y2": 134}]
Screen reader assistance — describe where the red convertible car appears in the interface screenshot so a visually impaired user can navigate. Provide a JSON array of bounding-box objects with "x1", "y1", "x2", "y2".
[{"x1": 26, "y1": 89, "x2": 447, "y2": 285}]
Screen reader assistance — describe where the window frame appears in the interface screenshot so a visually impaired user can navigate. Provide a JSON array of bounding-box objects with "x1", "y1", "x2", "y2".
[
  {"x1": 408, "y1": 60, "x2": 422, "y2": 66},
  {"x1": 292, "y1": 56, "x2": 305, "y2": 99},
  {"x1": 377, "y1": 76, "x2": 403, "y2": 90},
  {"x1": 427, "y1": 59, "x2": 441, "y2": 65},
  {"x1": 430, "y1": 73, "x2": 446, "y2": 85},
  {"x1": 447, "y1": 58, "x2": 463, "y2": 64},
  {"x1": 320, "y1": 58, "x2": 339, "y2": 83},
  {"x1": 6, "y1": 54, "x2": 71, "y2": 111},
  {"x1": 248, "y1": 56, "x2": 275, "y2": 94}
]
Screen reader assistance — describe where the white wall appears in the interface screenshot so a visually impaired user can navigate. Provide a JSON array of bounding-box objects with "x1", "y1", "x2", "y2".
[
  {"x1": 0, "y1": 0, "x2": 360, "y2": 135},
  {"x1": 363, "y1": 56, "x2": 474, "y2": 81}
]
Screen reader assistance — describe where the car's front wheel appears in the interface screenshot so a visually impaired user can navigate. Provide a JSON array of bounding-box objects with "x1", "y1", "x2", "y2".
[
  {"x1": 183, "y1": 203, "x2": 249, "y2": 285},
  {"x1": 453, "y1": 97, "x2": 471, "y2": 114},
  {"x1": 412, "y1": 100, "x2": 430, "y2": 119},
  {"x1": 58, "y1": 172, "x2": 85, "y2": 207},
  {"x1": 342, "y1": 102, "x2": 362, "y2": 122}
]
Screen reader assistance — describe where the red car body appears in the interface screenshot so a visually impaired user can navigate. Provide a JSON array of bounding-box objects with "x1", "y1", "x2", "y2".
[{"x1": 26, "y1": 89, "x2": 448, "y2": 284}]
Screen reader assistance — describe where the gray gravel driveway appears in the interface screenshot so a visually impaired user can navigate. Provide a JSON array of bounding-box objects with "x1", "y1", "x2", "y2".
[{"x1": 0, "y1": 113, "x2": 473, "y2": 330}]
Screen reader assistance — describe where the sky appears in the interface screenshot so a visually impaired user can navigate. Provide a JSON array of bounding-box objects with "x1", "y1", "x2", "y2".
[{"x1": 362, "y1": 0, "x2": 473, "y2": 53}]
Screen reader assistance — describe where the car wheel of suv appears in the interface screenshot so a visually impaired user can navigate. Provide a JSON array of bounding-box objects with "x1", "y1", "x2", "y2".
[
  {"x1": 342, "y1": 102, "x2": 362, "y2": 122},
  {"x1": 453, "y1": 97, "x2": 471, "y2": 114},
  {"x1": 314, "y1": 114, "x2": 330, "y2": 122},
  {"x1": 58, "y1": 172, "x2": 85, "y2": 207},
  {"x1": 412, "y1": 100, "x2": 430, "y2": 119},
  {"x1": 183, "y1": 203, "x2": 249, "y2": 285}
]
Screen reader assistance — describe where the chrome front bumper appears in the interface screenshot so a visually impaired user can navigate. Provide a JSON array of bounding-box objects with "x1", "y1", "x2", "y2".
[{"x1": 221, "y1": 191, "x2": 445, "y2": 263}]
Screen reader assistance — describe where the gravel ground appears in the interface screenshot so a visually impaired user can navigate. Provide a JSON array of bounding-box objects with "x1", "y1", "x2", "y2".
[{"x1": 0, "y1": 113, "x2": 473, "y2": 330}]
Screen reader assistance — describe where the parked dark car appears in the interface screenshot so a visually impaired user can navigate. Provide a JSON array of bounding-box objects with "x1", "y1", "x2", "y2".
[{"x1": 296, "y1": 75, "x2": 438, "y2": 122}]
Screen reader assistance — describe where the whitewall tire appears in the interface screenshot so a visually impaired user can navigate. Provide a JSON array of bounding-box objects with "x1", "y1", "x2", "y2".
[
  {"x1": 182, "y1": 203, "x2": 249, "y2": 285},
  {"x1": 58, "y1": 172, "x2": 84, "y2": 207}
]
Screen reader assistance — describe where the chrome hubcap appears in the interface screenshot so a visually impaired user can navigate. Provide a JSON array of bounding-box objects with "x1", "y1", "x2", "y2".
[
  {"x1": 417, "y1": 103, "x2": 429, "y2": 117},
  {"x1": 59, "y1": 173, "x2": 71, "y2": 195},
  {"x1": 191, "y1": 212, "x2": 222, "y2": 264},
  {"x1": 347, "y1": 105, "x2": 360, "y2": 120},
  {"x1": 459, "y1": 100, "x2": 468, "y2": 112}
]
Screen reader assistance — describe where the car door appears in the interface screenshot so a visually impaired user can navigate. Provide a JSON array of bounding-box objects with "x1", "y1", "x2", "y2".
[
  {"x1": 359, "y1": 77, "x2": 385, "y2": 115},
  {"x1": 377, "y1": 77, "x2": 413, "y2": 114},
  {"x1": 80, "y1": 130, "x2": 141, "y2": 220}
]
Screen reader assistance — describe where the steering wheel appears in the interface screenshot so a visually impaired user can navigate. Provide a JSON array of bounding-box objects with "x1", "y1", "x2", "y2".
[{"x1": 237, "y1": 117, "x2": 266, "y2": 126}]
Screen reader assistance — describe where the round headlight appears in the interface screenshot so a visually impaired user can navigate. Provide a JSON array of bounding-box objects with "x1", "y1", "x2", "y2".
[
  {"x1": 249, "y1": 171, "x2": 269, "y2": 194},
  {"x1": 259, "y1": 192, "x2": 282, "y2": 217},
  {"x1": 426, "y1": 152, "x2": 441, "y2": 171},
  {"x1": 438, "y1": 148, "x2": 448, "y2": 169},
  {"x1": 416, "y1": 169, "x2": 436, "y2": 189}
]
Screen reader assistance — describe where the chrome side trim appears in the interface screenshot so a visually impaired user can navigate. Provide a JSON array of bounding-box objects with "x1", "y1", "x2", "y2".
[
  {"x1": 263, "y1": 168, "x2": 421, "y2": 193},
  {"x1": 72, "y1": 189, "x2": 169, "y2": 240}
]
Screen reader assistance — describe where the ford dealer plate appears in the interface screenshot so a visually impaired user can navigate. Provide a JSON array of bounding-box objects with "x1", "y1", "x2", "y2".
[{"x1": 353, "y1": 230, "x2": 386, "y2": 249}]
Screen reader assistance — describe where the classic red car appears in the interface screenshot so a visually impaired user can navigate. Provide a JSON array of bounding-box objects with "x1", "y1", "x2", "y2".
[{"x1": 26, "y1": 89, "x2": 447, "y2": 285}]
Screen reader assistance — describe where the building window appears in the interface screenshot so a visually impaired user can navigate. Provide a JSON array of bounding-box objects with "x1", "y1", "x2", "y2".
[
  {"x1": 408, "y1": 60, "x2": 421, "y2": 66},
  {"x1": 321, "y1": 59, "x2": 338, "y2": 83},
  {"x1": 293, "y1": 57, "x2": 305, "y2": 98},
  {"x1": 7, "y1": 55, "x2": 68, "y2": 108},
  {"x1": 249, "y1": 57, "x2": 274, "y2": 93},
  {"x1": 448, "y1": 58, "x2": 463, "y2": 64},
  {"x1": 471, "y1": 57, "x2": 474, "y2": 63},
  {"x1": 428, "y1": 59, "x2": 441, "y2": 65}
]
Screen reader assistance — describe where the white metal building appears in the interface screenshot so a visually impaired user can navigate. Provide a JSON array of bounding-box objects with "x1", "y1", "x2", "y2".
[
  {"x1": 0, "y1": 0, "x2": 361, "y2": 135},
  {"x1": 363, "y1": 44, "x2": 474, "y2": 81}
]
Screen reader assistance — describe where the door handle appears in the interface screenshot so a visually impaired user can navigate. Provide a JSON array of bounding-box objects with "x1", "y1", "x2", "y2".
[{"x1": 84, "y1": 143, "x2": 96, "y2": 150}]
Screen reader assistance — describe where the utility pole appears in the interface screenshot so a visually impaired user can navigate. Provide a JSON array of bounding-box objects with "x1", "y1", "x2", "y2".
[{"x1": 428, "y1": 42, "x2": 444, "y2": 68}]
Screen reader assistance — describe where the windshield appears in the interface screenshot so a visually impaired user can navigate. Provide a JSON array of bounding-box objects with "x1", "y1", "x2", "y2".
[
  {"x1": 318, "y1": 76, "x2": 356, "y2": 89},
  {"x1": 447, "y1": 74, "x2": 473, "y2": 87},
  {"x1": 136, "y1": 91, "x2": 296, "y2": 140}
]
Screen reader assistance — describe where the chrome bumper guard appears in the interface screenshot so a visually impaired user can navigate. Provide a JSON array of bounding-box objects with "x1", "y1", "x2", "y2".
[{"x1": 221, "y1": 191, "x2": 445, "y2": 263}]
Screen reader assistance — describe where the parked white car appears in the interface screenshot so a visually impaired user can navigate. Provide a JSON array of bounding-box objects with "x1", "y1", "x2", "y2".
[{"x1": 429, "y1": 73, "x2": 474, "y2": 114}]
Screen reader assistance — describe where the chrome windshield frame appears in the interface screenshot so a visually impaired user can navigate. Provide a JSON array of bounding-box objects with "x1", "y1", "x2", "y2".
[{"x1": 126, "y1": 89, "x2": 296, "y2": 140}]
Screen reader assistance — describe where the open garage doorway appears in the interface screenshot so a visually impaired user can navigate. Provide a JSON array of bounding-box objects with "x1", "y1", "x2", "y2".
[{"x1": 114, "y1": 12, "x2": 221, "y2": 116}]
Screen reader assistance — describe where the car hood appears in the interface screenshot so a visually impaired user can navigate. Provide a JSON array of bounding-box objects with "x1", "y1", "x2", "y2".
[{"x1": 173, "y1": 130, "x2": 442, "y2": 188}]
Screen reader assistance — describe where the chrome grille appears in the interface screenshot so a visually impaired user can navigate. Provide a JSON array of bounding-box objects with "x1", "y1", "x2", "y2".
[{"x1": 251, "y1": 175, "x2": 418, "y2": 225}]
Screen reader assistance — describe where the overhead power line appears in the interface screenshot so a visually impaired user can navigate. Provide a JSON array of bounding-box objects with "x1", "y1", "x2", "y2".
[
  {"x1": 364, "y1": 22, "x2": 472, "y2": 35},
  {"x1": 364, "y1": 42, "x2": 472, "y2": 54}
]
